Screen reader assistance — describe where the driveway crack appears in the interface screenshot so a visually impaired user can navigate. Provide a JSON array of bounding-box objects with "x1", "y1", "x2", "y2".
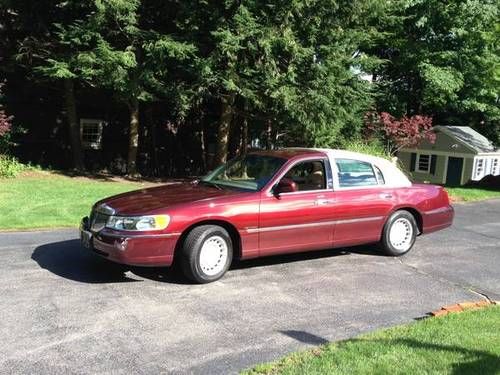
[
  {"x1": 459, "y1": 227, "x2": 500, "y2": 241},
  {"x1": 397, "y1": 258, "x2": 494, "y2": 302}
]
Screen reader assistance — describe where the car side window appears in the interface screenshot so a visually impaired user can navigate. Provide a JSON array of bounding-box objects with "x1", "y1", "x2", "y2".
[
  {"x1": 283, "y1": 160, "x2": 327, "y2": 191},
  {"x1": 336, "y1": 159, "x2": 378, "y2": 188},
  {"x1": 374, "y1": 166, "x2": 385, "y2": 185}
]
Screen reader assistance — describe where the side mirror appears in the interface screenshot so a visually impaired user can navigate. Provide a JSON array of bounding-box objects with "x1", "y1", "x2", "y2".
[{"x1": 274, "y1": 178, "x2": 298, "y2": 195}]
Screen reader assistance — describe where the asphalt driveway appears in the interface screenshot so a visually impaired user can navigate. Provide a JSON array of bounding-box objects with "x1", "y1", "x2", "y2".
[{"x1": 0, "y1": 200, "x2": 499, "y2": 374}]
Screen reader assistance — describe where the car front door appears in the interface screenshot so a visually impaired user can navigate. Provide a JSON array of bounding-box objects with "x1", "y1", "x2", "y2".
[{"x1": 258, "y1": 158, "x2": 336, "y2": 256}]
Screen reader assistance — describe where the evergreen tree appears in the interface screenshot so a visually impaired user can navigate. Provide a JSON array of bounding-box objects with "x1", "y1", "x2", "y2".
[
  {"x1": 374, "y1": 0, "x2": 500, "y2": 142},
  {"x1": 2, "y1": 0, "x2": 92, "y2": 170},
  {"x1": 53, "y1": 0, "x2": 196, "y2": 175},
  {"x1": 181, "y1": 0, "x2": 386, "y2": 164}
]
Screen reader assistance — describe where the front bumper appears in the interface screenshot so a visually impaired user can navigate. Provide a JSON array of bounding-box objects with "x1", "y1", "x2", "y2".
[{"x1": 80, "y1": 217, "x2": 179, "y2": 266}]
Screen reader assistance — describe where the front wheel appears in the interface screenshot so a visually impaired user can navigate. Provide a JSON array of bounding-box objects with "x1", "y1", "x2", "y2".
[
  {"x1": 180, "y1": 225, "x2": 233, "y2": 283},
  {"x1": 379, "y1": 210, "x2": 417, "y2": 256}
]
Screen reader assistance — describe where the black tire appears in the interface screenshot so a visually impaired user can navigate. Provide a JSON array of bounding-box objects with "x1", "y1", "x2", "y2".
[
  {"x1": 180, "y1": 225, "x2": 233, "y2": 283},
  {"x1": 379, "y1": 210, "x2": 418, "y2": 256}
]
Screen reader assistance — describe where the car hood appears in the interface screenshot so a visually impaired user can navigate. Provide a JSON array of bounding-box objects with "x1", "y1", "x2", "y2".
[{"x1": 96, "y1": 182, "x2": 242, "y2": 216}]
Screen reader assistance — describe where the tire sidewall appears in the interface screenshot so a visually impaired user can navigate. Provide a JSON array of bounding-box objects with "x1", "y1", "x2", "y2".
[
  {"x1": 191, "y1": 227, "x2": 233, "y2": 283},
  {"x1": 382, "y1": 211, "x2": 417, "y2": 256}
]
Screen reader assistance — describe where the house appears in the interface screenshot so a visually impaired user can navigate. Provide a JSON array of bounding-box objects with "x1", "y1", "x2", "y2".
[{"x1": 398, "y1": 126, "x2": 500, "y2": 186}]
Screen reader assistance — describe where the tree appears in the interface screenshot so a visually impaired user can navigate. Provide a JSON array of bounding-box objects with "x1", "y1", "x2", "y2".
[
  {"x1": 373, "y1": 0, "x2": 500, "y2": 142},
  {"x1": 180, "y1": 1, "x2": 387, "y2": 165},
  {"x1": 3, "y1": 0, "x2": 91, "y2": 170},
  {"x1": 43, "y1": 0, "x2": 196, "y2": 175},
  {"x1": 0, "y1": 83, "x2": 14, "y2": 154},
  {"x1": 364, "y1": 111, "x2": 435, "y2": 155}
]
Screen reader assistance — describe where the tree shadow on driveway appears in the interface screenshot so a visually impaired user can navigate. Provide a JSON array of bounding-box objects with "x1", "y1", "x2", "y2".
[
  {"x1": 32, "y1": 239, "x2": 382, "y2": 284},
  {"x1": 31, "y1": 239, "x2": 186, "y2": 284}
]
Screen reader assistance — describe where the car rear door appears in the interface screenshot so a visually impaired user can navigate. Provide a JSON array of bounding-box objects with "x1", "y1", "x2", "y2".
[
  {"x1": 331, "y1": 158, "x2": 395, "y2": 247},
  {"x1": 258, "y1": 158, "x2": 336, "y2": 256}
]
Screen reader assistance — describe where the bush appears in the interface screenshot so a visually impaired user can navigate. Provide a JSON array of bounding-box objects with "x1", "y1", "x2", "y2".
[
  {"x1": 343, "y1": 140, "x2": 391, "y2": 160},
  {"x1": 0, "y1": 155, "x2": 31, "y2": 178}
]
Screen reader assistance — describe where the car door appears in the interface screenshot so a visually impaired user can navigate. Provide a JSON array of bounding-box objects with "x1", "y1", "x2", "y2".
[
  {"x1": 331, "y1": 158, "x2": 395, "y2": 247},
  {"x1": 258, "y1": 158, "x2": 336, "y2": 256}
]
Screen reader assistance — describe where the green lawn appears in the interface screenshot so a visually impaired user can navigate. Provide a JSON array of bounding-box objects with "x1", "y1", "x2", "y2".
[
  {"x1": 446, "y1": 186, "x2": 500, "y2": 202},
  {"x1": 0, "y1": 172, "x2": 149, "y2": 230},
  {"x1": 244, "y1": 306, "x2": 500, "y2": 375}
]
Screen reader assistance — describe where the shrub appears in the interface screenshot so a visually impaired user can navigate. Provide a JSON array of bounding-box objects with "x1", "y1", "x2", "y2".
[
  {"x1": 364, "y1": 112, "x2": 435, "y2": 155},
  {"x1": 343, "y1": 139, "x2": 391, "y2": 160},
  {"x1": 0, "y1": 82, "x2": 14, "y2": 154},
  {"x1": 0, "y1": 155, "x2": 31, "y2": 178}
]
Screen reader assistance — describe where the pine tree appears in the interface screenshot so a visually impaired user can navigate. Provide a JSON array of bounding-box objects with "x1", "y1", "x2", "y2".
[{"x1": 373, "y1": 0, "x2": 500, "y2": 142}]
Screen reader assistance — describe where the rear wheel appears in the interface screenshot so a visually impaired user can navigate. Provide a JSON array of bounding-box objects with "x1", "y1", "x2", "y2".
[
  {"x1": 180, "y1": 225, "x2": 233, "y2": 283},
  {"x1": 380, "y1": 210, "x2": 417, "y2": 256}
]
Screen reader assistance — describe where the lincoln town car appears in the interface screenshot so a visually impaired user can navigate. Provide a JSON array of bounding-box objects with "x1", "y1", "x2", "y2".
[{"x1": 80, "y1": 148, "x2": 454, "y2": 283}]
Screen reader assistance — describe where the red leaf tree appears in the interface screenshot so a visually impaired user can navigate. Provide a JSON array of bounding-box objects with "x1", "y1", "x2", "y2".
[
  {"x1": 0, "y1": 83, "x2": 14, "y2": 153},
  {"x1": 364, "y1": 112, "x2": 436, "y2": 155}
]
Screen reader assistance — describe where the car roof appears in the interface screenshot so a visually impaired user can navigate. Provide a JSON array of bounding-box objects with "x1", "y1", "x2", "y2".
[
  {"x1": 250, "y1": 147, "x2": 412, "y2": 187},
  {"x1": 248, "y1": 148, "x2": 326, "y2": 160}
]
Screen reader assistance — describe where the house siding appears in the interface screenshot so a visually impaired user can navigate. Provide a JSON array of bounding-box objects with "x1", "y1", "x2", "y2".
[
  {"x1": 463, "y1": 157, "x2": 474, "y2": 184},
  {"x1": 470, "y1": 155, "x2": 500, "y2": 181},
  {"x1": 397, "y1": 151, "x2": 447, "y2": 184}
]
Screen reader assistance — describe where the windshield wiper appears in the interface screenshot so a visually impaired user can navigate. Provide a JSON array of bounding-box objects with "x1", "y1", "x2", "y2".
[{"x1": 198, "y1": 180, "x2": 223, "y2": 190}]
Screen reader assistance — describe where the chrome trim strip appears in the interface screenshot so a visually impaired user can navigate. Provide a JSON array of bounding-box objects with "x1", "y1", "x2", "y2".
[
  {"x1": 424, "y1": 206, "x2": 452, "y2": 215},
  {"x1": 247, "y1": 220, "x2": 337, "y2": 233},
  {"x1": 336, "y1": 216, "x2": 384, "y2": 225},
  {"x1": 96, "y1": 231, "x2": 181, "y2": 239},
  {"x1": 277, "y1": 189, "x2": 332, "y2": 196},
  {"x1": 246, "y1": 216, "x2": 385, "y2": 233}
]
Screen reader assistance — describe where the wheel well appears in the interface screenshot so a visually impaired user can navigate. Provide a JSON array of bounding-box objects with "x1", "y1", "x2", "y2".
[
  {"x1": 174, "y1": 220, "x2": 242, "y2": 261},
  {"x1": 396, "y1": 207, "x2": 423, "y2": 235}
]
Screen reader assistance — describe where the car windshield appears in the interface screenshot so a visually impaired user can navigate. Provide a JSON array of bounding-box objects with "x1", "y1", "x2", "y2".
[{"x1": 201, "y1": 154, "x2": 286, "y2": 191}]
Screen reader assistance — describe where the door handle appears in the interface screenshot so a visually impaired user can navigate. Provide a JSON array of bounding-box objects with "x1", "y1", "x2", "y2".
[
  {"x1": 315, "y1": 199, "x2": 334, "y2": 205},
  {"x1": 380, "y1": 193, "x2": 393, "y2": 199}
]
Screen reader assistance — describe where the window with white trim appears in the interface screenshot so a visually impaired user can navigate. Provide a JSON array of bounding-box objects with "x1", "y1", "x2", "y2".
[
  {"x1": 475, "y1": 158, "x2": 484, "y2": 178},
  {"x1": 492, "y1": 158, "x2": 499, "y2": 175},
  {"x1": 80, "y1": 118, "x2": 104, "y2": 150},
  {"x1": 417, "y1": 154, "x2": 431, "y2": 173},
  {"x1": 336, "y1": 159, "x2": 378, "y2": 188}
]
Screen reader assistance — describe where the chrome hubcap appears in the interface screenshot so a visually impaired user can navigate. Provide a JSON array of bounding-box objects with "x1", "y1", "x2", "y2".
[
  {"x1": 199, "y1": 236, "x2": 228, "y2": 276},
  {"x1": 389, "y1": 218, "x2": 413, "y2": 251}
]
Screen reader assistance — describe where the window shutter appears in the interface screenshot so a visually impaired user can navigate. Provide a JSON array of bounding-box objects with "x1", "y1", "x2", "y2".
[
  {"x1": 410, "y1": 153, "x2": 416, "y2": 172},
  {"x1": 430, "y1": 155, "x2": 437, "y2": 175}
]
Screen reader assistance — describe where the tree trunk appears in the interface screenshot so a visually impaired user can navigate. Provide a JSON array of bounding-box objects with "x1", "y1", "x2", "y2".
[
  {"x1": 213, "y1": 92, "x2": 236, "y2": 166},
  {"x1": 265, "y1": 119, "x2": 273, "y2": 150},
  {"x1": 241, "y1": 99, "x2": 249, "y2": 154},
  {"x1": 200, "y1": 125, "x2": 207, "y2": 173},
  {"x1": 63, "y1": 79, "x2": 84, "y2": 170},
  {"x1": 228, "y1": 116, "x2": 240, "y2": 159},
  {"x1": 127, "y1": 97, "x2": 140, "y2": 176},
  {"x1": 145, "y1": 106, "x2": 157, "y2": 176},
  {"x1": 150, "y1": 114, "x2": 159, "y2": 177}
]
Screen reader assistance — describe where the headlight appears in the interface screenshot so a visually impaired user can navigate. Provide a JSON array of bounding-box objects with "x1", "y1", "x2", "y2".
[{"x1": 106, "y1": 215, "x2": 170, "y2": 231}]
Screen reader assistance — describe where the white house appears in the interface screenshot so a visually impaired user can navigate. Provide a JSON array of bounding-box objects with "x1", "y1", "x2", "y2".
[{"x1": 398, "y1": 126, "x2": 500, "y2": 186}]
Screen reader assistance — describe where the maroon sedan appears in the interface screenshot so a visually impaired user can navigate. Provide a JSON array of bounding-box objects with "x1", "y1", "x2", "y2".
[{"x1": 81, "y1": 148, "x2": 454, "y2": 283}]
